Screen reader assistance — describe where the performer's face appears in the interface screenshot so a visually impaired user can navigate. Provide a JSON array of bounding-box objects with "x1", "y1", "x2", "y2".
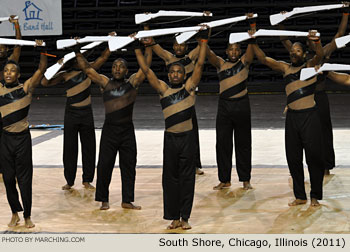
[
  {"x1": 290, "y1": 43, "x2": 306, "y2": 65},
  {"x1": 111, "y1": 60, "x2": 128, "y2": 80},
  {"x1": 226, "y1": 44, "x2": 241, "y2": 63},
  {"x1": 168, "y1": 64, "x2": 185, "y2": 84},
  {"x1": 3, "y1": 63, "x2": 20, "y2": 84},
  {"x1": 0, "y1": 44, "x2": 8, "y2": 59},
  {"x1": 173, "y1": 42, "x2": 188, "y2": 56}
]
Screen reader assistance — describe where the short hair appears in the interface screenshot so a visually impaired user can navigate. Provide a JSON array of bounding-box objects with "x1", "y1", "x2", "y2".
[
  {"x1": 292, "y1": 42, "x2": 307, "y2": 54},
  {"x1": 168, "y1": 62, "x2": 185, "y2": 74},
  {"x1": 113, "y1": 58, "x2": 128, "y2": 69},
  {"x1": 4, "y1": 59, "x2": 20, "y2": 72}
]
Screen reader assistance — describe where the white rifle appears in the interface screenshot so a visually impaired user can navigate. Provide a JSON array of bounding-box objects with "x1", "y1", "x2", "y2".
[
  {"x1": 175, "y1": 14, "x2": 258, "y2": 44},
  {"x1": 229, "y1": 29, "x2": 320, "y2": 44},
  {"x1": 0, "y1": 37, "x2": 46, "y2": 46},
  {"x1": 335, "y1": 34, "x2": 350, "y2": 48},
  {"x1": 300, "y1": 63, "x2": 350, "y2": 81},
  {"x1": 0, "y1": 16, "x2": 18, "y2": 22},
  {"x1": 56, "y1": 36, "x2": 113, "y2": 49},
  {"x1": 44, "y1": 42, "x2": 102, "y2": 80},
  {"x1": 270, "y1": 3, "x2": 345, "y2": 26},
  {"x1": 108, "y1": 26, "x2": 207, "y2": 51},
  {"x1": 135, "y1": 10, "x2": 212, "y2": 24}
]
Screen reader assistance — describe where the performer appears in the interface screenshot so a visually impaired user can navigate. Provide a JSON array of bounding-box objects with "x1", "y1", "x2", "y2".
[
  {"x1": 135, "y1": 30, "x2": 208, "y2": 230},
  {"x1": 207, "y1": 13, "x2": 255, "y2": 191},
  {"x1": 251, "y1": 30, "x2": 325, "y2": 207},
  {"x1": 150, "y1": 37, "x2": 204, "y2": 175},
  {"x1": 0, "y1": 15, "x2": 22, "y2": 174},
  {"x1": 279, "y1": 5, "x2": 350, "y2": 175},
  {"x1": 41, "y1": 42, "x2": 112, "y2": 190},
  {"x1": 74, "y1": 40, "x2": 152, "y2": 210},
  {"x1": 0, "y1": 40, "x2": 47, "y2": 228}
]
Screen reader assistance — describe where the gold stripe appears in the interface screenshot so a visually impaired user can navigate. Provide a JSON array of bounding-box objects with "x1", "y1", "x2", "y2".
[
  {"x1": 288, "y1": 94, "x2": 315, "y2": 110},
  {"x1": 229, "y1": 89, "x2": 248, "y2": 99},
  {"x1": 70, "y1": 96, "x2": 91, "y2": 107},
  {"x1": 104, "y1": 90, "x2": 136, "y2": 114},
  {"x1": 219, "y1": 68, "x2": 249, "y2": 93},
  {"x1": 285, "y1": 77, "x2": 316, "y2": 96},
  {"x1": 166, "y1": 118, "x2": 193, "y2": 133},
  {"x1": 162, "y1": 95, "x2": 195, "y2": 119},
  {"x1": 0, "y1": 95, "x2": 31, "y2": 117},
  {"x1": 0, "y1": 84, "x2": 23, "y2": 95},
  {"x1": 3, "y1": 116, "x2": 29, "y2": 133},
  {"x1": 161, "y1": 86, "x2": 184, "y2": 98},
  {"x1": 66, "y1": 78, "x2": 91, "y2": 97}
]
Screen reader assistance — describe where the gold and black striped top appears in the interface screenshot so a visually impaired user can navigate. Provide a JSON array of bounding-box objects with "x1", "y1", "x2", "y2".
[
  {"x1": 102, "y1": 75, "x2": 137, "y2": 125},
  {"x1": 166, "y1": 54, "x2": 197, "y2": 76},
  {"x1": 65, "y1": 70, "x2": 92, "y2": 107},
  {"x1": 160, "y1": 85, "x2": 195, "y2": 133},
  {"x1": 0, "y1": 84, "x2": 31, "y2": 133},
  {"x1": 218, "y1": 59, "x2": 249, "y2": 100},
  {"x1": 284, "y1": 64, "x2": 317, "y2": 110}
]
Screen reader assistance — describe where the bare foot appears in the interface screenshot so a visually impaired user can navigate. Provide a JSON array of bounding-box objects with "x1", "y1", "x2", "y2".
[
  {"x1": 181, "y1": 219, "x2": 192, "y2": 230},
  {"x1": 196, "y1": 168, "x2": 204, "y2": 175},
  {"x1": 167, "y1": 219, "x2": 181, "y2": 230},
  {"x1": 62, "y1": 184, "x2": 72, "y2": 190},
  {"x1": 243, "y1": 181, "x2": 253, "y2": 190},
  {"x1": 121, "y1": 202, "x2": 141, "y2": 210},
  {"x1": 324, "y1": 169, "x2": 330, "y2": 176},
  {"x1": 24, "y1": 217, "x2": 35, "y2": 228},
  {"x1": 8, "y1": 213, "x2": 20, "y2": 227},
  {"x1": 311, "y1": 198, "x2": 320, "y2": 207},
  {"x1": 100, "y1": 202, "x2": 110, "y2": 210},
  {"x1": 83, "y1": 182, "x2": 95, "y2": 190},
  {"x1": 288, "y1": 199, "x2": 307, "y2": 206},
  {"x1": 213, "y1": 182, "x2": 231, "y2": 190}
]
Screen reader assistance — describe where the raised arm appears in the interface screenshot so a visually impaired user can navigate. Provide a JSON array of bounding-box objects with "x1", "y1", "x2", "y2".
[
  {"x1": 151, "y1": 40, "x2": 173, "y2": 63},
  {"x1": 24, "y1": 44, "x2": 47, "y2": 94},
  {"x1": 185, "y1": 36, "x2": 208, "y2": 92},
  {"x1": 306, "y1": 31, "x2": 324, "y2": 67},
  {"x1": 8, "y1": 15, "x2": 22, "y2": 62},
  {"x1": 90, "y1": 47, "x2": 111, "y2": 70},
  {"x1": 206, "y1": 44, "x2": 224, "y2": 69},
  {"x1": 327, "y1": 71, "x2": 350, "y2": 86},
  {"x1": 251, "y1": 42, "x2": 288, "y2": 73},
  {"x1": 323, "y1": 10, "x2": 349, "y2": 57},
  {"x1": 241, "y1": 43, "x2": 255, "y2": 66},
  {"x1": 135, "y1": 47, "x2": 167, "y2": 94},
  {"x1": 75, "y1": 49, "x2": 109, "y2": 88},
  {"x1": 278, "y1": 23, "x2": 293, "y2": 52},
  {"x1": 41, "y1": 72, "x2": 66, "y2": 87},
  {"x1": 129, "y1": 41, "x2": 153, "y2": 88}
]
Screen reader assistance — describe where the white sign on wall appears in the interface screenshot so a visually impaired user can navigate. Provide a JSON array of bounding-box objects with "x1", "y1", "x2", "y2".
[{"x1": 0, "y1": 0, "x2": 62, "y2": 36}]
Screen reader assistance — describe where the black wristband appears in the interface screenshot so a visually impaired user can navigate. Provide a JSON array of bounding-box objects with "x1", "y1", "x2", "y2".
[
  {"x1": 197, "y1": 29, "x2": 209, "y2": 39},
  {"x1": 342, "y1": 6, "x2": 350, "y2": 14},
  {"x1": 248, "y1": 38, "x2": 257, "y2": 44},
  {"x1": 129, "y1": 39, "x2": 142, "y2": 50}
]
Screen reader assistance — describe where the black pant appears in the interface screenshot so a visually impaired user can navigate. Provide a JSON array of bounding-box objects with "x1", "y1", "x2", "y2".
[
  {"x1": 63, "y1": 105, "x2": 96, "y2": 186},
  {"x1": 216, "y1": 95, "x2": 252, "y2": 183},
  {"x1": 163, "y1": 130, "x2": 195, "y2": 221},
  {"x1": 315, "y1": 91, "x2": 335, "y2": 170},
  {"x1": 285, "y1": 107, "x2": 325, "y2": 200},
  {"x1": 192, "y1": 107, "x2": 202, "y2": 168},
  {"x1": 0, "y1": 130, "x2": 32, "y2": 218},
  {"x1": 95, "y1": 122, "x2": 137, "y2": 203}
]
